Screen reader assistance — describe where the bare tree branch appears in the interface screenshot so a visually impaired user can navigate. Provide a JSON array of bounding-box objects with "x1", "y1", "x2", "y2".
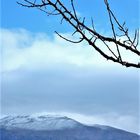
[
  {"x1": 17, "y1": 0, "x2": 140, "y2": 68},
  {"x1": 55, "y1": 31, "x2": 84, "y2": 43}
]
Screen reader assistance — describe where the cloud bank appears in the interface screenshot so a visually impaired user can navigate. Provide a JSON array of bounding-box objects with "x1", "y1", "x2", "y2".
[
  {"x1": 1, "y1": 28, "x2": 103, "y2": 72},
  {"x1": 0, "y1": 28, "x2": 139, "y2": 134}
]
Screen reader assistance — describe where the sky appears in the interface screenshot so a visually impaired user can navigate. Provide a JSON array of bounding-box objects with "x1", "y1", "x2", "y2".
[{"x1": 0, "y1": 0, "x2": 140, "y2": 134}]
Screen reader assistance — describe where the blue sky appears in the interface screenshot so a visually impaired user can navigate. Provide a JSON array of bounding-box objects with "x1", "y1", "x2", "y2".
[
  {"x1": 0, "y1": 0, "x2": 140, "y2": 134},
  {"x1": 1, "y1": 0, "x2": 139, "y2": 32}
]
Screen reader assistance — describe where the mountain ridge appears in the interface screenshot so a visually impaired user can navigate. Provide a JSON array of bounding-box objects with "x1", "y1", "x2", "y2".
[{"x1": 0, "y1": 115, "x2": 139, "y2": 140}]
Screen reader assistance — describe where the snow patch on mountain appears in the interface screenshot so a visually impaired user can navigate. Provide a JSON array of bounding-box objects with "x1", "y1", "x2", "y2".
[{"x1": 0, "y1": 115, "x2": 83, "y2": 130}]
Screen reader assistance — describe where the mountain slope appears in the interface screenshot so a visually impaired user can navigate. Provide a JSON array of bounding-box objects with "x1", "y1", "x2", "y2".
[{"x1": 0, "y1": 115, "x2": 139, "y2": 140}]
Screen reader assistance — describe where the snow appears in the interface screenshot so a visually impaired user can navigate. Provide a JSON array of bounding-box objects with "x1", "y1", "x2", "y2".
[
  {"x1": 0, "y1": 115, "x2": 139, "y2": 140},
  {"x1": 0, "y1": 115, "x2": 83, "y2": 130}
]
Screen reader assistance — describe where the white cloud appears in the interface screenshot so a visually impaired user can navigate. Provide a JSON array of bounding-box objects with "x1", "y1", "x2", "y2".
[
  {"x1": 1, "y1": 28, "x2": 139, "y2": 134},
  {"x1": 0, "y1": 28, "x2": 98, "y2": 72},
  {"x1": 1, "y1": 28, "x2": 139, "y2": 73}
]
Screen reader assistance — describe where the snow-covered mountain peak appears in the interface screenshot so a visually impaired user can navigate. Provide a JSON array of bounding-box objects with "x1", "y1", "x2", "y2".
[
  {"x1": 0, "y1": 115, "x2": 83, "y2": 130},
  {"x1": 1, "y1": 115, "x2": 140, "y2": 140}
]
